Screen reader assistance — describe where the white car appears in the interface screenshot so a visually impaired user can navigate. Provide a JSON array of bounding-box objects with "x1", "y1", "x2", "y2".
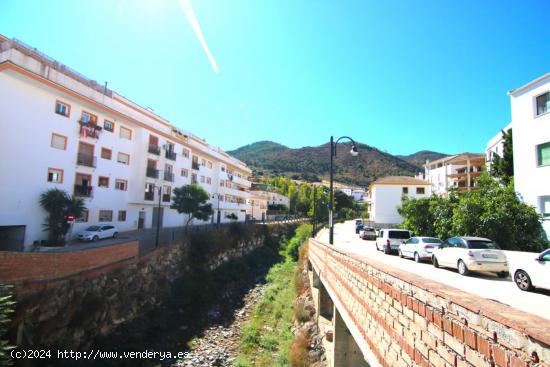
[
  {"x1": 359, "y1": 227, "x2": 377, "y2": 240},
  {"x1": 399, "y1": 237, "x2": 442, "y2": 262},
  {"x1": 511, "y1": 249, "x2": 550, "y2": 292},
  {"x1": 78, "y1": 225, "x2": 119, "y2": 242},
  {"x1": 431, "y1": 237, "x2": 509, "y2": 277},
  {"x1": 376, "y1": 229, "x2": 411, "y2": 254}
]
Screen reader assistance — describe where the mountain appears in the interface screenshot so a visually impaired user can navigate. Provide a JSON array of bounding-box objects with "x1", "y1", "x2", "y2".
[
  {"x1": 397, "y1": 150, "x2": 449, "y2": 167},
  {"x1": 228, "y1": 141, "x2": 423, "y2": 187}
]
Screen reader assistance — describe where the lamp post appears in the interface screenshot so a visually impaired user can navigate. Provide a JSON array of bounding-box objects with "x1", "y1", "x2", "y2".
[
  {"x1": 212, "y1": 193, "x2": 221, "y2": 225},
  {"x1": 312, "y1": 185, "x2": 317, "y2": 237},
  {"x1": 329, "y1": 136, "x2": 358, "y2": 245},
  {"x1": 155, "y1": 185, "x2": 162, "y2": 248}
]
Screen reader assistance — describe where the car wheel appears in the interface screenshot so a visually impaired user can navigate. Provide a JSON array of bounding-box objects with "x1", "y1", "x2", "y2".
[
  {"x1": 496, "y1": 271, "x2": 508, "y2": 279},
  {"x1": 457, "y1": 260, "x2": 470, "y2": 276},
  {"x1": 113, "y1": 232, "x2": 119, "y2": 238},
  {"x1": 384, "y1": 246, "x2": 390, "y2": 255},
  {"x1": 414, "y1": 252, "x2": 420, "y2": 263},
  {"x1": 398, "y1": 250, "x2": 404, "y2": 258},
  {"x1": 514, "y1": 270, "x2": 533, "y2": 291},
  {"x1": 432, "y1": 256, "x2": 439, "y2": 268},
  {"x1": 93, "y1": 235, "x2": 99, "y2": 242}
]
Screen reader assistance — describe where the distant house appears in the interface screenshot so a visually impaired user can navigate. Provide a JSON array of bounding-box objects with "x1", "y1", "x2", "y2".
[
  {"x1": 366, "y1": 176, "x2": 431, "y2": 225},
  {"x1": 485, "y1": 122, "x2": 512, "y2": 172},
  {"x1": 246, "y1": 194, "x2": 268, "y2": 221},
  {"x1": 508, "y1": 72, "x2": 550, "y2": 237},
  {"x1": 424, "y1": 153, "x2": 485, "y2": 196},
  {"x1": 340, "y1": 187, "x2": 366, "y2": 201}
]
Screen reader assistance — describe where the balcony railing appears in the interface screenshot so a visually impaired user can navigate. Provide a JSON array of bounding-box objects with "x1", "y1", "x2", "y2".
[
  {"x1": 148, "y1": 144, "x2": 161, "y2": 155},
  {"x1": 144, "y1": 192, "x2": 154, "y2": 201},
  {"x1": 164, "y1": 172, "x2": 174, "y2": 182},
  {"x1": 79, "y1": 121, "x2": 101, "y2": 139},
  {"x1": 146, "y1": 168, "x2": 159, "y2": 178},
  {"x1": 165, "y1": 151, "x2": 177, "y2": 161},
  {"x1": 76, "y1": 153, "x2": 96, "y2": 167},
  {"x1": 192, "y1": 162, "x2": 200, "y2": 170},
  {"x1": 162, "y1": 194, "x2": 171, "y2": 202},
  {"x1": 74, "y1": 185, "x2": 93, "y2": 197}
]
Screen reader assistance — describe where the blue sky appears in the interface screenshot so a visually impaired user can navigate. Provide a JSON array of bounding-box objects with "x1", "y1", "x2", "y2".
[{"x1": 2, "y1": 0, "x2": 549, "y2": 155}]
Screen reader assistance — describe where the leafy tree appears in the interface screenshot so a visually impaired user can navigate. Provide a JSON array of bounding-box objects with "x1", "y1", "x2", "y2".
[
  {"x1": 399, "y1": 197, "x2": 435, "y2": 236},
  {"x1": 39, "y1": 188, "x2": 86, "y2": 245},
  {"x1": 490, "y1": 128, "x2": 514, "y2": 184},
  {"x1": 226, "y1": 213, "x2": 238, "y2": 220},
  {"x1": 171, "y1": 184, "x2": 213, "y2": 226}
]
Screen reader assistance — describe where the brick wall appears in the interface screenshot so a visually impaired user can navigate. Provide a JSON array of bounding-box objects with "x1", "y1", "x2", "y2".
[
  {"x1": 0, "y1": 241, "x2": 139, "y2": 284},
  {"x1": 308, "y1": 239, "x2": 550, "y2": 367}
]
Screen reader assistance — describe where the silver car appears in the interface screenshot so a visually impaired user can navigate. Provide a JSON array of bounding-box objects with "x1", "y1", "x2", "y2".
[
  {"x1": 78, "y1": 225, "x2": 119, "y2": 242},
  {"x1": 399, "y1": 237, "x2": 442, "y2": 262}
]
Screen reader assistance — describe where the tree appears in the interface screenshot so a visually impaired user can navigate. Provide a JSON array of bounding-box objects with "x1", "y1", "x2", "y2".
[
  {"x1": 171, "y1": 184, "x2": 213, "y2": 226},
  {"x1": 39, "y1": 188, "x2": 86, "y2": 245},
  {"x1": 399, "y1": 197, "x2": 434, "y2": 236},
  {"x1": 490, "y1": 129, "x2": 514, "y2": 184}
]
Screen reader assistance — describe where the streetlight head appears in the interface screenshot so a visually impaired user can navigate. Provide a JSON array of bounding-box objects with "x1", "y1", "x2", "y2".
[{"x1": 350, "y1": 145, "x2": 359, "y2": 157}]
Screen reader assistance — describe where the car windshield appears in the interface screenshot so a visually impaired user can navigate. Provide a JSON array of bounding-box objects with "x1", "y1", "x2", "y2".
[
  {"x1": 365, "y1": 227, "x2": 375, "y2": 231},
  {"x1": 468, "y1": 240, "x2": 500, "y2": 249},
  {"x1": 85, "y1": 226, "x2": 100, "y2": 231},
  {"x1": 388, "y1": 230, "x2": 410, "y2": 239},
  {"x1": 422, "y1": 237, "x2": 442, "y2": 244}
]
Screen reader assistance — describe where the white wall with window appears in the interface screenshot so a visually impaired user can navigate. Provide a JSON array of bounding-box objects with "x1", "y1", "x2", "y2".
[{"x1": 509, "y1": 72, "x2": 550, "y2": 237}]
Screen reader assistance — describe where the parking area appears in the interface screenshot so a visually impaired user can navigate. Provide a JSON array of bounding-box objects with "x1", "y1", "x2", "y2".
[{"x1": 317, "y1": 221, "x2": 550, "y2": 321}]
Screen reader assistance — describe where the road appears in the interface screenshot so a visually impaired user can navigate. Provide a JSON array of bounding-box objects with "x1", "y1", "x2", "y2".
[{"x1": 317, "y1": 221, "x2": 550, "y2": 321}]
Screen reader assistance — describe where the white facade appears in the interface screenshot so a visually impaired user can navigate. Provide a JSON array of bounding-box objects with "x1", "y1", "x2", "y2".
[
  {"x1": 367, "y1": 177, "x2": 431, "y2": 225},
  {"x1": 246, "y1": 195, "x2": 268, "y2": 221},
  {"x1": 509, "y1": 72, "x2": 550, "y2": 237},
  {"x1": 485, "y1": 122, "x2": 512, "y2": 171},
  {"x1": 424, "y1": 154, "x2": 485, "y2": 195},
  {"x1": 339, "y1": 187, "x2": 365, "y2": 201},
  {"x1": 0, "y1": 37, "x2": 251, "y2": 250}
]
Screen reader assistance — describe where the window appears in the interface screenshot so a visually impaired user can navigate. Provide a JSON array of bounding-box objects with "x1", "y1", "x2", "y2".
[
  {"x1": 118, "y1": 210, "x2": 127, "y2": 222},
  {"x1": 98, "y1": 176, "x2": 109, "y2": 188},
  {"x1": 115, "y1": 179, "x2": 127, "y2": 191},
  {"x1": 220, "y1": 180, "x2": 224, "y2": 187},
  {"x1": 120, "y1": 126, "x2": 132, "y2": 140},
  {"x1": 117, "y1": 152, "x2": 130, "y2": 165},
  {"x1": 182, "y1": 148, "x2": 189, "y2": 158},
  {"x1": 536, "y1": 92, "x2": 550, "y2": 116},
  {"x1": 540, "y1": 196, "x2": 550, "y2": 218},
  {"x1": 99, "y1": 210, "x2": 113, "y2": 222},
  {"x1": 191, "y1": 173, "x2": 198, "y2": 184},
  {"x1": 416, "y1": 187, "x2": 425, "y2": 195},
  {"x1": 47, "y1": 168, "x2": 63, "y2": 183},
  {"x1": 200, "y1": 175, "x2": 205, "y2": 183},
  {"x1": 402, "y1": 187, "x2": 409, "y2": 194},
  {"x1": 201, "y1": 158, "x2": 206, "y2": 166},
  {"x1": 55, "y1": 100, "x2": 70, "y2": 117},
  {"x1": 181, "y1": 168, "x2": 188, "y2": 177},
  {"x1": 537, "y1": 142, "x2": 550, "y2": 166},
  {"x1": 101, "y1": 148, "x2": 112, "y2": 160},
  {"x1": 51, "y1": 133, "x2": 67, "y2": 150},
  {"x1": 206, "y1": 177, "x2": 212, "y2": 184},
  {"x1": 162, "y1": 186, "x2": 171, "y2": 202},
  {"x1": 104, "y1": 119, "x2": 114, "y2": 132},
  {"x1": 81, "y1": 111, "x2": 98, "y2": 124},
  {"x1": 76, "y1": 209, "x2": 89, "y2": 223},
  {"x1": 207, "y1": 161, "x2": 212, "y2": 169}
]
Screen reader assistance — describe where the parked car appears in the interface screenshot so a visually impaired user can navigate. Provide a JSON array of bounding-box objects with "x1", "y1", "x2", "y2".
[
  {"x1": 376, "y1": 229, "x2": 411, "y2": 254},
  {"x1": 78, "y1": 225, "x2": 119, "y2": 242},
  {"x1": 431, "y1": 237, "x2": 508, "y2": 277},
  {"x1": 359, "y1": 227, "x2": 377, "y2": 240},
  {"x1": 355, "y1": 223, "x2": 364, "y2": 234},
  {"x1": 510, "y1": 249, "x2": 550, "y2": 292},
  {"x1": 399, "y1": 237, "x2": 442, "y2": 262}
]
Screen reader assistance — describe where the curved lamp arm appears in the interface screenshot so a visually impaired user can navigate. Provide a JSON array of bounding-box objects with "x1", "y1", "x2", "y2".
[{"x1": 333, "y1": 136, "x2": 359, "y2": 157}]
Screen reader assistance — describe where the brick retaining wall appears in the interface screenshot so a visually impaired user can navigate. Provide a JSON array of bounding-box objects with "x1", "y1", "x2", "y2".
[{"x1": 308, "y1": 238, "x2": 550, "y2": 367}]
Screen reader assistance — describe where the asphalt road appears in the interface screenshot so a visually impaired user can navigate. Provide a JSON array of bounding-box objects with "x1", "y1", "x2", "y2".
[{"x1": 317, "y1": 221, "x2": 550, "y2": 321}]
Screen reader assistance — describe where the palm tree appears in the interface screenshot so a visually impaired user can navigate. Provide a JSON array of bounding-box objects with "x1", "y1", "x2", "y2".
[{"x1": 39, "y1": 188, "x2": 86, "y2": 245}]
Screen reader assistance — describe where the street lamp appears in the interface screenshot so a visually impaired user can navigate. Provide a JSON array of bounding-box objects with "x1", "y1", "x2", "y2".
[
  {"x1": 311, "y1": 184, "x2": 317, "y2": 237},
  {"x1": 329, "y1": 136, "x2": 358, "y2": 245},
  {"x1": 212, "y1": 193, "x2": 221, "y2": 225},
  {"x1": 155, "y1": 185, "x2": 162, "y2": 248}
]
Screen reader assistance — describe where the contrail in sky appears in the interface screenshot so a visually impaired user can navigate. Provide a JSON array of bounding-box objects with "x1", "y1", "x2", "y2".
[{"x1": 177, "y1": 0, "x2": 219, "y2": 73}]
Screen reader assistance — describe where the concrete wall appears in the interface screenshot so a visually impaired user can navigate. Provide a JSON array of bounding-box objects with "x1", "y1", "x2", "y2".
[{"x1": 308, "y1": 238, "x2": 550, "y2": 367}]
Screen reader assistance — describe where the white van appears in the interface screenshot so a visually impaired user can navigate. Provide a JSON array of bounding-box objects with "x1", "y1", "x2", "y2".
[{"x1": 376, "y1": 229, "x2": 411, "y2": 254}]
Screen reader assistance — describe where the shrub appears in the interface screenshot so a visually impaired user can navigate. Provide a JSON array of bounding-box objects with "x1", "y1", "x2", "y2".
[{"x1": 289, "y1": 331, "x2": 309, "y2": 367}]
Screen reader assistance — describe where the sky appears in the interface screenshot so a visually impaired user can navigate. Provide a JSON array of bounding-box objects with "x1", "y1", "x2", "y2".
[{"x1": 1, "y1": 0, "x2": 549, "y2": 155}]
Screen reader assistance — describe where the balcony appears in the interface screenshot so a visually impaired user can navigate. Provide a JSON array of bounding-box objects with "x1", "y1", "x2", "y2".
[
  {"x1": 79, "y1": 121, "x2": 101, "y2": 139},
  {"x1": 164, "y1": 172, "x2": 174, "y2": 182},
  {"x1": 148, "y1": 144, "x2": 161, "y2": 155},
  {"x1": 76, "y1": 153, "x2": 96, "y2": 168},
  {"x1": 146, "y1": 168, "x2": 159, "y2": 178},
  {"x1": 165, "y1": 151, "x2": 177, "y2": 161},
  {"x1": 144, "y1": 191, "x2": 154, "y2": 201},
  {"x1": 74, "y1": 185, "x2": 93, "y2": 197},
  {"x1": 162, "y1": 194, "x2": 171, "y2": 202},
  {"x1": 192, "y1": 162, "x2": 200, "y2": 170}
]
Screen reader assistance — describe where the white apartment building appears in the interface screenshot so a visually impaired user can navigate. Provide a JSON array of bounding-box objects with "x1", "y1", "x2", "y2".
[
  {"x1": 0, "y1": 36, "x2": 251, "y2": 251},
  {"x1": 485, "y1": 122, "x2": 512, "y2": 171},
  {"x1": 424, "y1": 153, "x2": 485, "y2": 196},
  {"x1": 508, "y1": 72, "x2": 550, "y2": 237},
  {"x1": 366, "y1": 176, "x2": 431, "y2": 225},
  {"x1": 246, "y1": 194, "x2": 268, "y2": 221}
]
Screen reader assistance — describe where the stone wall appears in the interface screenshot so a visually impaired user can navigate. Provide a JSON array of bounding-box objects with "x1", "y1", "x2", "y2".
[
  {"x1": 308, "y1": 238, "x2": 550, "y2": 367},
  {"x1": 7, "y1": 224, "x2": 295, "y2": 350}
]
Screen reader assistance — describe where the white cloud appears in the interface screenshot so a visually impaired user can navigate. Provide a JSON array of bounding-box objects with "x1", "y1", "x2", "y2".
[{"x1": 177, "y1": 0, "x2": 219, "y2": 73}]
